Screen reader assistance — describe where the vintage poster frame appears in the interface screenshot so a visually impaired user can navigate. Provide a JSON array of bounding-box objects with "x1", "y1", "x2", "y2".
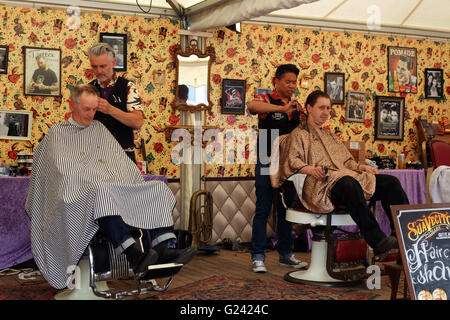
[
  {"x1": 100, "y1": 32, "x2": 127, "y2": 71},
  {"x1": 221, "y1": 79, "x2": 246, "y2": 115},
  {"x1": 0, "y1": 109, "x2": 33, "y2": 140},
  {"x1": 387, "y1": 46, "x2": 417, "y2": 94},
  {"x1": 425, "y1": 68, "x2": 444, "y2": 99},
  {"x1": 324, "y1": 72, "x2": 345, "y2": 105},
  {"x1": 0, "y1": 45, "x2": 8, "y2": 74},
  {"x1": 375, "y1": 96, "x2": 405, "y2": 141},
  {"x1": 346, "y1": 91, "x2": 366, "y2": 123},
  {"x1": 23, "y1": 46, "x2": 61, "y2": 97}
]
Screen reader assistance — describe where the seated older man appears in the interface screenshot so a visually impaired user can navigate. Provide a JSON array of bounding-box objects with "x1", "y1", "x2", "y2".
[{"x1": 26, "y1": 84, "x2": 196, "y2": 290}]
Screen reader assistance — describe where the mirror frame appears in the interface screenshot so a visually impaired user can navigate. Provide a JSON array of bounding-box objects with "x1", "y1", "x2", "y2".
[{"x1": 171, "y1": 39, "x2": 216, "y2": 114}]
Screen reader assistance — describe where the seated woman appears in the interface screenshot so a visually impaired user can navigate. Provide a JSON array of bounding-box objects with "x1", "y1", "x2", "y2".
[
  {"x1": 26, "y1": 84, "x2": 196, "y2": 290},
  {"x1": 271, "y1": 90, "x2": 409, "y2": 255}
]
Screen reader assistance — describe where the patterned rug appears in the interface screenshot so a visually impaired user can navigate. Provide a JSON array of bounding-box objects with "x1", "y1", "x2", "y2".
[
  {"x1": 0, "y1": 281, "x2": 58, "y2": 300},
  {"x1": 151, "y1": 276, "x2": 379, "y2": 300}
]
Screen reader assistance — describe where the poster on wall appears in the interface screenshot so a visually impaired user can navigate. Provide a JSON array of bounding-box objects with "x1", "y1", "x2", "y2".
[
  {"x1": 375, "y1": 96, "x2": 405, "y2": 141},
  {"x1": 391, "y1": 204, "x2": 450, "y2": 300},
  {"x1": 23, "y1": 47, "x2": 61, "y2": 97},
  {"x1": 0, "y1": 45, "x2": 8, "y2": 74},
  {"x1": 0, "y1": 110, "x2": 33, "y2": 140},
  {"x1": 425, "y1": 68, "x2": 444, "y2": 99},
  {"x1": 221, "y1": 79, "x2": 246, "y2": 115},
  {"x1": 100, "y1": 33, "x2": 127, "y2": 71},
  {"x1": 387, "y1": 46, "x2": 417, "y2": 93}
]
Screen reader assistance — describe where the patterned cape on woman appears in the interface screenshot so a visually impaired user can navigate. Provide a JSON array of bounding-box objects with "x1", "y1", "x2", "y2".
[{"x1": 26, "y1": 119, "x2": 175, "y2": 289}]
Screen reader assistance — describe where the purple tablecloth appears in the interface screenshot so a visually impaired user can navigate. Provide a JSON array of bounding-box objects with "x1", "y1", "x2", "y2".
[{"x1": 0, "y1": 174, "x2": 168, "y2": 270}]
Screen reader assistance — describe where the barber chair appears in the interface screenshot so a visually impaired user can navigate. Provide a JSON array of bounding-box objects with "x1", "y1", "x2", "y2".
[
  {"x1": 429, "y1": 139, "x2": 450, "y2": 169},
  {"x1": 280, "y1": 174, "x2": 370, "y2": 286},
  {"x1": 54, "y1": 231, "x2": 183, "y2": 300}
]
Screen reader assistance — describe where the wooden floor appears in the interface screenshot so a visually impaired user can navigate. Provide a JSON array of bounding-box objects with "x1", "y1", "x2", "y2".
[
  {"x1": 1, "y1": 248, "x2": 404, "y2": 300},
  {"x1": 114, "y1": 248, "x2": 399, "y2": 300}
]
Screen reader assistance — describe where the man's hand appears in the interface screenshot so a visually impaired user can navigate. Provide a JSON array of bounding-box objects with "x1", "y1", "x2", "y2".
[
  {"x1": 300, "y1": 165, "x2": 327, "y2": 181},
  {"x1": 282, "y1": 99, "x2": 300, "y2": 114},
  {"x1": 359, "y1": 164, "x2": 379, "y2": 174},
  {"x1": 97, "y1": 97, "x2": 114, "y2": 115}
]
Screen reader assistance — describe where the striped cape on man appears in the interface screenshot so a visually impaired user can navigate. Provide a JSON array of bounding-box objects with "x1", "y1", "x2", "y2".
[{"x1": 25, "y1": 119, "x2": 176, "y2": 289}]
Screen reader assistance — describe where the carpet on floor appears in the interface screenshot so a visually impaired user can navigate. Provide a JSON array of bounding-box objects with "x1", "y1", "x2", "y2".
[{"x1": 150, "y1": 276, "x2": 379, "y2": 300}]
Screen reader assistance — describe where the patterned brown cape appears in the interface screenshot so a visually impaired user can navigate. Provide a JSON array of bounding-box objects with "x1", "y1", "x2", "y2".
[{"x1": 270, "y1": 123, "x2": 375, "y2": 213}]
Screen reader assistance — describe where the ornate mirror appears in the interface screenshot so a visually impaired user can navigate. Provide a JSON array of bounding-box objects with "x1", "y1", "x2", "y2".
[{"x1": 172, "y1": 39, "x2": 216, "y2": 114}]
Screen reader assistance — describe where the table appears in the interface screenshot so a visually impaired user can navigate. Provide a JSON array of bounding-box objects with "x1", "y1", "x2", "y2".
[{"x1": 0, "y1": 175, "x2": 168, "y2": 270}]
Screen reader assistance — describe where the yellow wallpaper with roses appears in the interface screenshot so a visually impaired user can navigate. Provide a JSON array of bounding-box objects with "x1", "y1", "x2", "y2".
[
  {"x1": 204, "y1": 24, "x2": 449, "y2": 178},
  {"x1": 0, "y1": 3, "x2": 448, "y2": 179}
]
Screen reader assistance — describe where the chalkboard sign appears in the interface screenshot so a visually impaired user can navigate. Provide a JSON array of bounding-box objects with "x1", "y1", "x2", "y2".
[{"x1": 391, "y1": 203, "x2": 450, "y2": 300}]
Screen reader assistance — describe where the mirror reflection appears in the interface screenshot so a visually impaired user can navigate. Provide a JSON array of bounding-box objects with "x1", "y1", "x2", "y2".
[{"x1": 177, "y1": 54, "x2": 210, "y2": 107}]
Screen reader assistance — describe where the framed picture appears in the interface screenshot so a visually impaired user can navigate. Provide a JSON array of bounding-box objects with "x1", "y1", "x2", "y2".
[
  {"x1": 100, "y1": 33, "x2": 127, "y2": 71},
  {"x1": 387, "y1": 46, "x2": 417, "y2": 93},
  {"x1": 425, "y1": 68, "x2": 444, "y2": 99},
  {"x1": 0, "y1": 110, "x2": 33, "y2": 140},
  {"x1": 346, "y1": 91, "x2": 366, "y2": 123},
  {"x1": 375, "y1": 96, "x2": 405, "y2": 141},
  {"x1": 255, "y1": 88, "x2": 270, "y2": 97},
  {"x1": 23, "y1": 46, "x2": 61, "y2": 97},
  {"x1": 0, "y1": 45, "x2": 8, "y2": 74},
  {"x1": 221, "y1": 79, "x2": 246, "y2": 114},
  {"x1": 324, "y1": 72, "x2": 345, "y2": 104}
]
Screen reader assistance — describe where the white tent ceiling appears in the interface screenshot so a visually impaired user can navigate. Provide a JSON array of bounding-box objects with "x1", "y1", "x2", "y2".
[{"x1": 5, "y1": 0, "x2": 450, "y2": 40}]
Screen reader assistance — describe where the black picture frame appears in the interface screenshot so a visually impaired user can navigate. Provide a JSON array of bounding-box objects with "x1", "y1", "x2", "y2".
[
  {"x1": 425, "y1": 68, "x2": 444, "y2": 99},
  {"x1": 387, "y1": 46, "x2": 417, "y2": 93},
  {"x1": 0, "y1": 109, "x2": 33, "y2": 140},
  {"x1": 324, "y1": 72, "x2": 345, "y2": 105},
  {"x1": 375, "y1": 96, "x2": 405, "y2": 141},
  {"x1": 23, "y1": 46, "x2": 61, "y2": 97},
  {"x1": 346, "y1": 91, "x2": 366, "y2": 123},
  {"x1": 0, "y1": 45, "x2": 8, "y2": 74},
  {"x1": 221, "y1": 79, "x2": 246, "y2": 115},
  {"x1": 100, "y1": 33, "x2": 127, "y2": 71}
]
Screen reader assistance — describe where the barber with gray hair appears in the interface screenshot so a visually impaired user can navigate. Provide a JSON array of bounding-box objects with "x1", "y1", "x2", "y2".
[{"x1": 88, "y1": 42, "x2": 143, "y2": 163}]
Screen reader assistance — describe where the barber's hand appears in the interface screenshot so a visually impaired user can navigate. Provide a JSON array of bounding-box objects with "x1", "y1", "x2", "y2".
[
  {"x1": 360, "y1": 164, "x2": 379, "y2": 174},
  {"x1": 282, "y1": 100, "x2": 300, "y2": 114},
  {"x1": 300, "y1": 165, "x2": 327, "y2": 181},
  {"x1": 97, "y1": 97, "x2": 114, "y2": 115}
]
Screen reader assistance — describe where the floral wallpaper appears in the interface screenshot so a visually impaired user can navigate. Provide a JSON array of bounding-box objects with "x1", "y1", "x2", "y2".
[
  {"x1": 204, "y1": 24, "x2": 449, "y2": 178},
  {"x1": 0, "y1": 4, "x2": 448, "y2": 179}
]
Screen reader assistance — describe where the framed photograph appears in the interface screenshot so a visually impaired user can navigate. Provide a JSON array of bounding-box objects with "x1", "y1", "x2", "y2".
[
  {"x1": 324, "y1": 72, "x2": 345, "y2": 104},
  {"x1": 255, "y1": 88, "x2": 270, "y2": 97},
  {"x1": 387, "y1": 46, "x2": 417, "y2": 93},
  {"x1": 0, "y1": 110, "x2": 33, "y2": 140},
  {"x1": 375, "y1": 96, "x2": 405, "y2": 141},
  {"x1": 425, "y1": 68, "x2": 444, "y2": 99},
  {"x1": 0, "y1": 45, "x2": 8, "y2": 74},
  {"x1": 221, "y1": 79, "x2": 246, "y2": 114},
  {"x1": 346, "y1": 91, "x2": 366, "y2": 123},
  {"x1": 100, "y1": 33, "x2": 127, "y2": 71},
  {"x1": 23, "y1": 46, "x2": 61, "y2": 97}
]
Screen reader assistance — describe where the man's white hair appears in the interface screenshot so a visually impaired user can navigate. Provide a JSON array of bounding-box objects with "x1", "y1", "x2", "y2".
[{"x1": 88, "y1": 42, "x2": 115, "y2": 60}]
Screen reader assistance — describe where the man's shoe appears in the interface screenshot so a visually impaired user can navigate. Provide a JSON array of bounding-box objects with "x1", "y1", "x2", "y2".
[
  {"x1": 132, "y1": 249, "x2": 159, "y2": 275},
  {"x1": 279, "y1": 255, "x2": 308, "y2": 269},
  {"x1": 252, "y1": 260, "x2": 267, "y2": 273},
  {"x1": 155, "y1": 247, "x2": 197, "y2": 265},
  {"x1": 373, "y1": 236, "x2": 398, "y2": 255}
]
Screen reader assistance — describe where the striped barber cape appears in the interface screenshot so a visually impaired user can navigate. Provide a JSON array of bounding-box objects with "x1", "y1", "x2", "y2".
[{"x1": 25, "y1": 120, "x2": 175, "y2": 289}]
